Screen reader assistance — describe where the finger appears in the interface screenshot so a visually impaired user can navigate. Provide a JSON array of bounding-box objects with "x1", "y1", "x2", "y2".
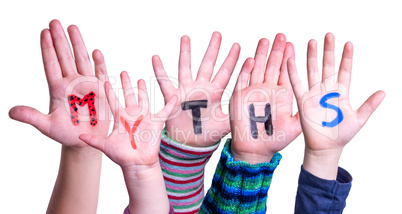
[
  {"x1": 338, "y1": 42, "x2": 354, "y2": 90},
  {"x1": 356, "y1": 90, "x2": 385, "y2": 127},
  {"x1": 79, "y1": 134, "x2": 108, "y2": 152},
  {"x1": 48, "y1": 19, "x2": 77, "y2": 77},
  {"x1": 264, "y1": 33, "x2": 287, "y2": 84},
  {"x1": 196, "y1": 31, "x2": 222, "y2": 82},
  {"x1": 152, "y1": 55, "x2": 175, "y2": 97},
  {"x1": 307, "y1": 39, "x2": 320, "y2": 89},
  {"x1": 179, "y1": 35, "x2": 193, "y2": 83},
  {"x1": 249, "y1": 38, "x2": 269, "y2": 85},
  {"x1": 211, "y1": 43, "x2": 240, "y2": 88},
  {"x1": 156, "y1": 95, "x2": 178, "y2": 119},
  {"x1": 287, "y1": 58, "x2": 305, "y2": 100},
  {"x1": 41, "y1": 29, "x2": 63, "y2": 85},
  {"x1": 234, "y1": 57, "x2": 254, "y2": 91},
  {"x1": 92, "y1": 49, "x2": 109, "y2": 83},
  {"x1": 104, "y1": 81, "x2": 124, "y2": 119},
  {"x1": 67, "y1": 25, "x2": 93, "y2": 76},
  {"x1": 322, "y1": 33, "x2": 336, "y2": 84},
  {"x1": 120, "y1": 71, "x2": 137, "y2": 107},
  {"x1": 9, "y1": 106, "x2": 51, "y2": 135},
  {"x1": 137, "y1": 79, "x2": 149, "y2": 110},
  {"x1": 278, "y1": 42, "x2": 295, "y2": 87}
]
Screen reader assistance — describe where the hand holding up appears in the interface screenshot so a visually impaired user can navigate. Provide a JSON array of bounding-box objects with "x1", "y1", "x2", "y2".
[
  {"x1": 152, "y1": 32, "x2": 240, "y2": 147},
  {"x1": 80, "y1": 72, "x2": 177, "y2": 214},
  {"x1": 287, "y1": 33, "x2": 385, "y2": 179},
  {"x1": 230, "y1": 34, "x2": 301, "y2": 164}
]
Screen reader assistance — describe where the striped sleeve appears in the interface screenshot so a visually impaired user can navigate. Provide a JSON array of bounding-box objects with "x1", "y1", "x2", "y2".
[
  {"x1": 199, "y1": 139, "x2": 282, "y2": 214},
  {"x1": 159, "y1": 129, "x2": 220, "y2": 214}
]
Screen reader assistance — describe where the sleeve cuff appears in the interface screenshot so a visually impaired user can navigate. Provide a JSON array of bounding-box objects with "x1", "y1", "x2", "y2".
[
  {"x1": 299, "y1": 165, "x2": 352, "y2": 196},
  {"x1": 222, "y1": 138, "x2": 282, "y2": 170},
  {"x1": 200, "y1": 139, "x2": 281, "y2": 214},
  {"x1": 295, "y1": 165, "x2": 352, "y2": 213},
  {"x1": 159, "y1": 128, "x2": 220, "y2": 213}
]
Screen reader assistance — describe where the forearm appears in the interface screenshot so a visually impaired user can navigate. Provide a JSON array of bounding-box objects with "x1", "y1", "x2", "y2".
[
  {"x1": 122, "y1": 163, "x2": 170, "y2": 214},
  {"x1": 47, "y1": 146, "x2": 102, "y2": 214},
  {"x1": 200, "y1": 139, "x2": 282, "y2": 214},
  {"x1": 159, "y1": 129, "x2": 219, "y2": 213}
]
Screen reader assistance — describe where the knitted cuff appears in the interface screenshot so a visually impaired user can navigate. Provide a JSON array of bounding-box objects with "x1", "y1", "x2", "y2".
[
  {"x1": 199, "y1": 138, "x2": 282, "y2": 214},
  {"x1": 159, "y1": 129, "x2": 220, "y2": 214}
]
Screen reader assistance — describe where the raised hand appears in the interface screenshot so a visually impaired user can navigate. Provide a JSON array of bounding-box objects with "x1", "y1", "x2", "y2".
[
  {"x1": 287, "y1": 33, "x2": 385, "y2": 179},
  {"x1": 229, "y1": 34, "x2": 302, "y2": 164},
  {"x1": 79, "y1": 72, "x2": 177, "y2": 213},
  {"x1": 7, "y1": 19, "x2": 110, "y2": 214},
  {"x1": 80, "y1": 71, "x2": 177, "y2": 167},
  {"x1": 152, "y1": 32, "x2": 240, "y2": 147},
  {"x1": 9, "y1": 20, "x2": 110, "y2": 148}
]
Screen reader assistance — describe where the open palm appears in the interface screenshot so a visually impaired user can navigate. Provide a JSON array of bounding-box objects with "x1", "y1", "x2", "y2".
[
  {"x1": 80, "y1": 72, "x2": 177, "y2": 167},
  {"x1": 287, "y1": 33, "x2": 385, "y2": 153},
  {"x1": 152, "y1": 32, "x2": 240, "y2": 147},
  {"x1": 230, "y1": 34, "x2": 301, "y2": 162},
  {"x1": 9, "y1": 20, "x2": 110, "y2": 148}
]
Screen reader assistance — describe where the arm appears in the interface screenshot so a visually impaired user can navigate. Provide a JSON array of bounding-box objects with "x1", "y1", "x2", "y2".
[
  {"x1": 152, "y1": 32, "x2": 240, "y2": 213},
  {"x1": 287, "y1": 33, "x2": 385, "y2": 213},
  {"x1": 9, "y1": 20, "x2": 110, "y2": 214},
  {"x1": 79, "y1": 72, "x2": 178, "y2": 214},
  {"x1": 47, "y1": 146, "x2": 102, "y2": 214},
  {"x1": 201, "y1": 34, "x2": 302, "y2": 213}
]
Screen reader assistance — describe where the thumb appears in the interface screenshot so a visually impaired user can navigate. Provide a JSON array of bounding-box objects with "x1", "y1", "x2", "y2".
[
  {"x1": 356, "y1": 90, "x2": 386, "y2": 127},
  {"x1": 156, "y1": 95, "x2": 178, "y2": 120},
  {"x1": 79, "y1": 134, "x2": 108, "y2": 152},
  {"x1": 9, "y1": 105, "x2": 50, "y2": 135}
]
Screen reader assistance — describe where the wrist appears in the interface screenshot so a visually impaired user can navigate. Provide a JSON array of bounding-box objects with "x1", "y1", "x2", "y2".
[
  {"x1": 61, "y1": 145, "x2": 102, "y2": 160},
  {"x1": 165, "y1": 123, "x2": 219, "y2": 147},
  {"x1": 121, "y1": 162, "x2": 162, "y2": 181},
  {"x1": 165, "y1": 124, "x2": 197, "y2": 146},
  {"x1": 231, "y1": 148, "x2": 274, "y2": 164},
  {"x1": 303, "y1": 147, "x2": 343, "y2": 180},
  {"x1": 122, "y1": 162, "x2": 170, "y2": 214},
  {"x1": 230, "y1": 139, "x2": 275, "y2": 164}
]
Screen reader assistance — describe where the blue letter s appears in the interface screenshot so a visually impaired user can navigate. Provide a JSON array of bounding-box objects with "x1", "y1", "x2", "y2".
[{"x1": 319, "y1": 92, "x2": 343, "y2": 127}]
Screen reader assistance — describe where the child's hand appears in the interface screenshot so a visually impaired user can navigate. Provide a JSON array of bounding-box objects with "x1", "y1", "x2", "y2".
[
  {"x1": 287, "y1": 33, "x2": 385, "y2": 179},
  {"x1": 9, "y1": 20, "x2": 110, "y2": 149},
  {"x1": 80, "y1": 71, "x2": 177, "y2": 168},
  {"x1": 229, "y1": 34, "x2": 301, "y2": 164},
  {"x1": 80, "y1": 72, "x2": 177, "y2": 213},
  {"x1": 152, "y1": 32, "x2": 240, "y2": 147}
]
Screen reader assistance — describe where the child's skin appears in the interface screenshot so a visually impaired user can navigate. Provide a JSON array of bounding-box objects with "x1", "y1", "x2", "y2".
[
  {"x1": 80, "y1": 72, "x2": 178, "y2": 214},
  {"x1": 230, "y1": 34, "x2": 302, "y2": 164},
  {"x1": 8, "y1": 20, "x2": 110, "y2": 214},
  {"x1": 287, "y1": 33, "x2": 385, "y2": 179},
  {"x1": 152, "y1": 32, "x2": 240, "y2": 147}
]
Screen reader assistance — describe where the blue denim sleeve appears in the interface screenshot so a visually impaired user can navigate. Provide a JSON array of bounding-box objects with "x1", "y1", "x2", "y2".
[{"x1": 295, "y1": 166, "x2": 352, "y2": 214}]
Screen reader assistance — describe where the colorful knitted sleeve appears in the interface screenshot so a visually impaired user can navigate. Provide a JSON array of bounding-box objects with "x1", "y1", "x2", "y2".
[
  {"x1": 199, "y1": 139, "x2": 282, "y2": 214},
  {"x1": 159, "y1": 129, "x2": 220, "y2": 214}
]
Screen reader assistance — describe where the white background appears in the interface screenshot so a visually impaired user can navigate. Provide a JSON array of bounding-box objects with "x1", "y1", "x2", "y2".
[{"x1": 0, "y1": 0, "x2": 401, "y2": 213}]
